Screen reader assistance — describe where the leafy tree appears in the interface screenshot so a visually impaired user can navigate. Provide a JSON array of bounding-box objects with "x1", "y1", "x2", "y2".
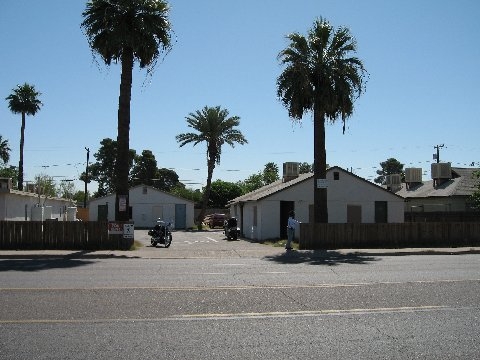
[
  {"x1": 86, "y1": 138, "x2": 136, "y2": 198},
  {"x1": 208, "y1": 180, "x2": 244, "y2": 208},
  {"x1": 131, "y1": 150, "x2": 158, "y2": 187},
  {"x1": 82, "y1": 0, "x2": 173, "y2": 220},
  {"x1": 238, "y1": 173, "x2": 264, "y2": 193},
  {"x1": 0, "y1": 135, "x2": 11, "y2": 164},
  {"x1": 170, "y1": 185, "x2": 202, "y2": 205},
  {"x1": 470, "y1": 170, "x2": 480, "y2": 210},
  {"x1": 58, "y1": 180, "x2": 76, "y2": 199},
  {"x1": 73, "y1": 190, "x2": 91, "y2": 205},
  {"x1": 263, "y1": 162, "x2": 279, "y2": 185},
  {"x1": 34, "y1": 173, "x2": 57, "y2": 198},
  {"x1": 5, "y1": 83, "x2": 43, "y2": 190},
  {"x1": 374, "y1": 158, "x2": 405, "y2": 185},
  {"x1": 299, "y1": 162, "x2": 313, "y2": 174},
  {"x1": 0, "y1": 165, "x2": 18, "y2": 189},
  {"x1": 176, "y1": 106, "x2": 248, "y2": 224},
  {"x1": 277, "y1": 18, "x2": 367, "y2": 223},
  {"x1": 154, "y1": 168, "x2": 180, "y2": 192}
]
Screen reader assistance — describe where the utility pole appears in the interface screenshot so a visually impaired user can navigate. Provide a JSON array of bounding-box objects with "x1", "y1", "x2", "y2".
[
  {"x1": 434, "y1": 144, "x2": 444, "y2": 163},
  {"x1": 84, "y1": 147, "x2": 90, "y2": 208}
]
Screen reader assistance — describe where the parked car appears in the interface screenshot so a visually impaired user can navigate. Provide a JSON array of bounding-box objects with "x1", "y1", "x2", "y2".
[{"x1": 204, "y1": 213, "x2": 226, "y2": 228}]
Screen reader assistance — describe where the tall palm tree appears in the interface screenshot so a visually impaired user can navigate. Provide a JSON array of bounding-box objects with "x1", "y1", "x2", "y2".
[
  {"x1": 176, "y1": 106, "x2": 248, "y2": 225},
  {"x1": 6, "y1": 83, "x2": 43, "y2": 191},
  {"x1": 0, "y1": 135, "x2": 11, "y2": 164},
  {"x1": 277, "y1": 18, "x2": 367, "y2": 223},
  {"x1": 81, "y1": 0, "x2": 173, "y2": 221}
]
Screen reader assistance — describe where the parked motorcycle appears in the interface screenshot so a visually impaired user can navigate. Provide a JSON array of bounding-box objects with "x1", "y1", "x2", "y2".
[
  {"x1": 148, "y1": 220, "x2": 172, "y2": 248},
  {"x1": 223, "y1": 217, "x2": 240, "y2": 241}
]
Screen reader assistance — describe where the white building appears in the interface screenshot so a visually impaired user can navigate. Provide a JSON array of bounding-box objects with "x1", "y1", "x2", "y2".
[
  {"x1": 88, "y1": 184, "x2": 195, "y2": 229},
  {"x1": 0, "y1": 178, "x2": 76, "y2": 221},
  {"x1": 228, "y1": 166, "x2": 405, "y2": 241}
]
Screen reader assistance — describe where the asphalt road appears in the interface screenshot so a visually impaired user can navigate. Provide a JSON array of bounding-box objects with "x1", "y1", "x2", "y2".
[{"x1": 1, "y1": 230, "x2": 479, "y2": 359}]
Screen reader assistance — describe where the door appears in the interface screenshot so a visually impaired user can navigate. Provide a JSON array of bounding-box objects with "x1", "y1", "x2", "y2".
[
  {"x1": 375, "y1": 201, "x2": 388, "y2": 223},
  {"x1": 97, "y1": 204, "x2": 108, "y2": 221},
  {"x1": 347, "y1": 205, "x2": 362, "y2": 223},
  {"x1": 175, "y1": 204, "x2": 186, "y2": 229},
  {"x1": 280, "y1": 201, "x2": 294, "y2": 239}
]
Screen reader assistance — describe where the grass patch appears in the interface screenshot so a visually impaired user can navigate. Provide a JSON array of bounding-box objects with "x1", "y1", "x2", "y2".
[{"x1": 262, "y1": 239, "x2": 299, "y2": 250}]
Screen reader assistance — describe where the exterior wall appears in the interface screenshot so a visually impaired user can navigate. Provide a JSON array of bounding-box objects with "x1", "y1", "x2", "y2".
[
  {"x1": 88, "y1": 186, "x2": 195, "y2": 229},
  {"x1": 405, "y1": 197, "x2": 467, "y2": 212},
  {"x1": 326, "y1": 169, "x2": 404, "y2": 223},
  {"x1": 231, "y1": 168, "x2": 405, "y2": 241},
  {"x1": 0, "y1": 192, "x2": 74, "y2": 221}
]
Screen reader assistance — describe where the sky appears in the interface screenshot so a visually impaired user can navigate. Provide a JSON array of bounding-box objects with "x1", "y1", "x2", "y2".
[{"x1": 1, "y1": 0, "x2": 479, "y2": 195}]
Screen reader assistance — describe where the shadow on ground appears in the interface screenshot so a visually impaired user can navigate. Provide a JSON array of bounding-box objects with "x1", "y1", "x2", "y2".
[
  {"x1": 263, "y1": 250, "x2": 378, "y2": 266},
  {"x1": 0, "y1": 257, "x2": 96, "y2": 272}
]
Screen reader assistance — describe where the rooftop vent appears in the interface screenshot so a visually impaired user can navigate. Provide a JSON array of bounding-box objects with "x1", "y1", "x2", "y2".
[
  {"x1": 431, "y1": 163, "x2": 451, "y2": 179},
  {"x1": 0, "y1": 178, "x2": 12, "y2": 192},
  {"x1": 283, "y1": 162, "x2": 299, "y2": 182},
  {"x1": 385, "y1": 174, "x2": 402, "y2": 192},
  {"x1": 405, "y1": 168, "x2": 422, "y2": 183}
]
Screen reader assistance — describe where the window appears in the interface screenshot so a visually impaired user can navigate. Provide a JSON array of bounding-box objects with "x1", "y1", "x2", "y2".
[{"x1": 334, "y1": 172, "x2": 340, "y2": 180}]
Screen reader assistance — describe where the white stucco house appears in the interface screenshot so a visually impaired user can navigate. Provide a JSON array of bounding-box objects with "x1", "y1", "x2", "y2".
[
  {"x1": 228, "y1": 166, "x2": 405, "y2": 241},
  {"x1": 88, "y1": 184, "x2": 195, "y2": 229},
  {"x1": 0, "y1": 178, "x2": 76, "y2": 221}
]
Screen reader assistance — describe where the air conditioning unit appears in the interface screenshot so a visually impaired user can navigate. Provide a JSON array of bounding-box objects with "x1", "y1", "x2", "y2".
[
  {"x1": 0, "y1": 178, "x2": 12, "y2": 192},
  {"x1": 283, "y1": 162, "x2": 299, "y2": 177},
  {"x1": 386, "y1": 174, "x2": 401, "y2": 186},
  {"x1": 431, "y1": 163, "x2": 451, "y2": 179},
  {"x1": 405, "y1": 168, "x2": 422, "y2": 183}
]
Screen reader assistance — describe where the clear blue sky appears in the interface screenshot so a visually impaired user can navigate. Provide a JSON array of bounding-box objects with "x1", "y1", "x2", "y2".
[{"x1": 1, "y1": 0, "x2": 479, "y2": 194}]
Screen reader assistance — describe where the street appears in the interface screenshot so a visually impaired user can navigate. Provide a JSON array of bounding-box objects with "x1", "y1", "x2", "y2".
[{"x1": 1, "y1": 230, "x2": 479, "y2": 359}]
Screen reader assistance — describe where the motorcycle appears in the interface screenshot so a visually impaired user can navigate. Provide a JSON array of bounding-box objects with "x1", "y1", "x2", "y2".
[
  {"x1": 148, "y1": 220, "x2": 173, "y2": 248},
  {"x1": 223, "y1": 217, "x2": 240, "y2": 241}
]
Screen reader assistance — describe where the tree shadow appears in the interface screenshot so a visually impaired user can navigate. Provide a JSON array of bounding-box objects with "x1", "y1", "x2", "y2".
[
  {"x1": 263, "y1": 250, "x2": 378, "y2": 266},
  {"x1": 0, "y1": 257, "x2": 96, "y2": 272}
]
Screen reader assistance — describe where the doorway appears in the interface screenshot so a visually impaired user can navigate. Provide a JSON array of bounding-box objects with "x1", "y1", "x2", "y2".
[{"x1": 280, "y1": 201, "x2": 294, "y2": 239}]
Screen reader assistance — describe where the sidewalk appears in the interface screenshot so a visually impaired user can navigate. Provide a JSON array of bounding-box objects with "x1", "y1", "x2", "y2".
[{"x1": 1, "y1": 243, "x2": 479, "y2": 260}]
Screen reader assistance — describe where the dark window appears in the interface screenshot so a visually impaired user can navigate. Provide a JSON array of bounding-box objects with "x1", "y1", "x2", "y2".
[{"x1": 334, "y1": 172, "x2": 340, "y2": 180}]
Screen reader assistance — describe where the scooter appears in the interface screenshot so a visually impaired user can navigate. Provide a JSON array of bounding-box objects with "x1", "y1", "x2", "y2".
[
  {"x1": 224, "y1": 217, "x2": 240, "y2": 241},
  {"x1": 148, "y1": 220, "x2": 172, "y2": 248}
]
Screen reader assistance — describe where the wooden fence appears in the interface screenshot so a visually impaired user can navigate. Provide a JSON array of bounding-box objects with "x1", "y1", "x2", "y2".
[
  {"x1": 299, "y1": 222, "x2": 480, "y2": 250},
  {"x1": 0, "y1": 221, "x2": 129, "y2": 250}
]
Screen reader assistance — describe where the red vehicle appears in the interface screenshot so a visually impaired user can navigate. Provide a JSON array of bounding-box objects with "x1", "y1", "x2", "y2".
[{"x1": 204, "y1": 213, "x2": 226, "y2": 228}]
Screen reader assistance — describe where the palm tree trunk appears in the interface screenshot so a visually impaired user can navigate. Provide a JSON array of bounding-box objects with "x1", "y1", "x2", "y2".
[
  {"x1": 313, "y1": 107, "x2": 328, "y2": 223},
  {"x1": 197, "y1": 155, "x2": 216, "y2": 226},
  {"x1": 115, "y1": 48, "x2": 134, "y2": 221},
  {"x1": 18, "y1": 113, "x2": 26, "y2": 191}
]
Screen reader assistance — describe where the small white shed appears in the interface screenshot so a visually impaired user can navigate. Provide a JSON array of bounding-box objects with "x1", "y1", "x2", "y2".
[
  {"x1": 229, "y1": 166, "x2": 405, "y2": 241},
  {"x1": 0, "y1": 178, "x2": 75, "y2": 221},
  {"x1": 88, "y1": 184, "x2": 195, "y2": 229}
]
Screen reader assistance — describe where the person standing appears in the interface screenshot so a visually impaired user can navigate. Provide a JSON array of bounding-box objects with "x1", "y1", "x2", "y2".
[{"x1": 286, "y1": 210, "x2": 300, "y2": 250}]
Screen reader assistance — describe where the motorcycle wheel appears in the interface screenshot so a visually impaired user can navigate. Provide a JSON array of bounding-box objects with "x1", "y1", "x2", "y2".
[
  {"x1": 165, "y1": 234, "x2": 172, "y2": 248},
  {"x1": 151, "y1": 239, "x2": 157, "y2": 247},
  {"x1": 232, "y1": 232, "x2": 237, "y2": 240}
]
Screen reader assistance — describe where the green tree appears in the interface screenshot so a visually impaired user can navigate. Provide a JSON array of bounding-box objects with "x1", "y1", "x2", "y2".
[
  {"x1": 277, "y1": 18, "x2": 367, "y2": 223},
  {"x1": 470, "y1": 170, "x2": 480, "y2": 210},
  {"x1": 5, "y1": 83, "x2": 43, "y2": 191},
  {"x1": 176, "y1": 106, "x2": 248, "y2": 224},
  {"x1": 0, "y1": 135, "x2": 11, "y2": 164},
  {"x1": 170, "y1": 185, "x2": 202, "y2": 206},
  {"x1": 209, "y1": 180, "x2": 244, "y2": 208},
  {"x1": 82, "y1": 0, "x2": 173, "y2": 220},
  {"x1": 238, "y1": 173, "x2": 264, "y2": 193},
  {"x1": 263, "y1": 162, "x2": 279, "y2": 185},
  {"x1": 58, "y1": 180, "x2": 76, "y2": 199},
  {"x1": 0, "y1": 166, "x2": 18, "y2": 189},
  {"x1": 131, "y1": 150, "x2": 158, "y2": 186},
  {"x1": 34, "y1": 173, "x2": 57, "y2": 198},
  {"x1": 86, "y1": 138, "x2": 136, "y2": 197},
  {"x1": 374, "y1": 158, "x2": 405, "y2": 185},
  {"x1": 154, "y1": 168, "x2": 180, "y2": 192},
  {"x1": 299, "y1": 162, "x2": 313, "y2": 174}
]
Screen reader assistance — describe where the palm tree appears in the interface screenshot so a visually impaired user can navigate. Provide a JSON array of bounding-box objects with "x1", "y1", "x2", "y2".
[
  {"x1": 176, "y1": 106, "x2": 248, "y2": 225},
  {"x1": 0, "y1": 136, "x2": 11, "y2": 164},
  {"x1": 5, "y1": 83, "x2": 43, "y2": 191},
  {"x1": 81, "y1": 0, "x2": 173, "y2": 221},
  {"x1": 277, "y1": 18, "x2": 367, "y2": 223}
]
